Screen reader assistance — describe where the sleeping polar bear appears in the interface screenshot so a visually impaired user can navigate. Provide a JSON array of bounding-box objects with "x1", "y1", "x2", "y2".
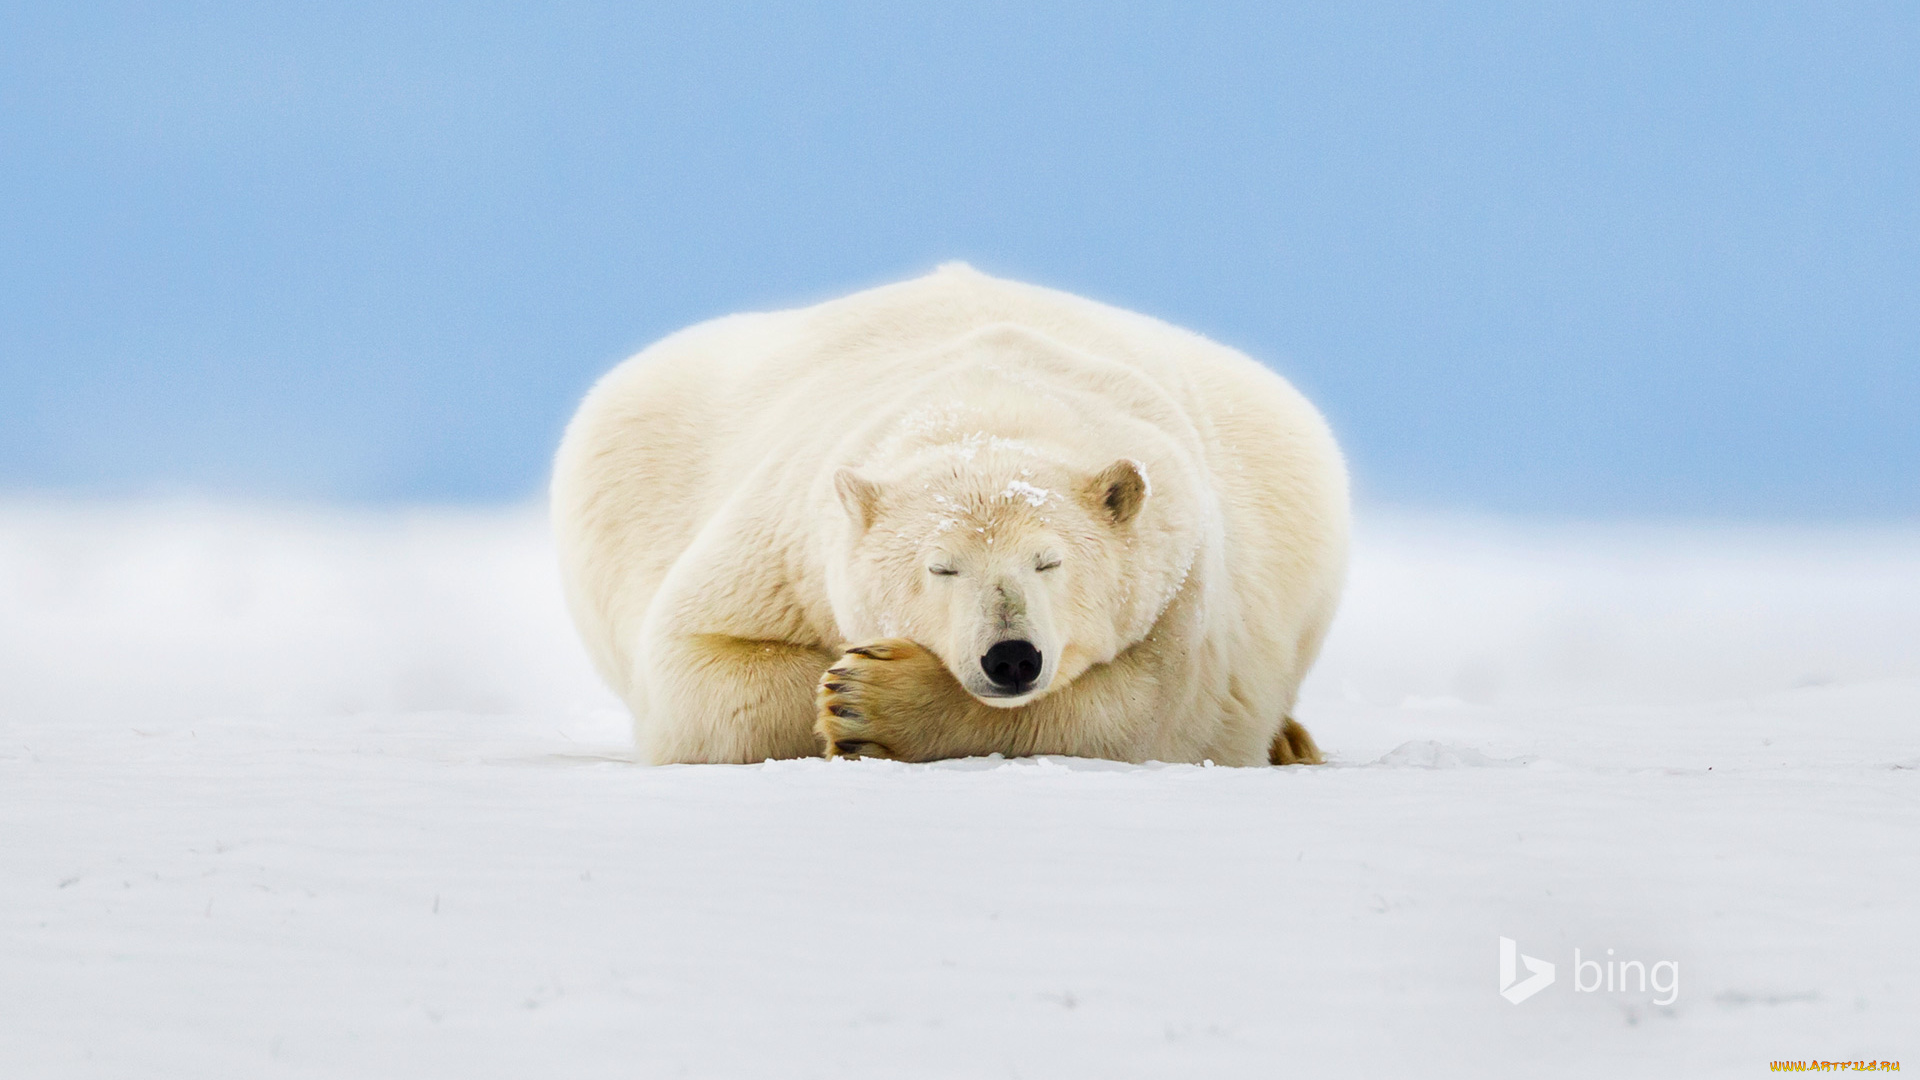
[{"x1": 551, "y1": 264, "x2": 1348, "y2": 765}]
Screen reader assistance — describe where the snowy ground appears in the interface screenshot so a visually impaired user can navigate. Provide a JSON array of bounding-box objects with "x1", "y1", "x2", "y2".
[{"x1": 2, "y1": 500, "x2": 1915, "y2": 1077}]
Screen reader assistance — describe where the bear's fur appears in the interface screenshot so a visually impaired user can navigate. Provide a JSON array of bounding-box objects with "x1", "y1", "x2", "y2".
[{"x1": 551, "y1": 264, "x2": 1348, "y2": 765}]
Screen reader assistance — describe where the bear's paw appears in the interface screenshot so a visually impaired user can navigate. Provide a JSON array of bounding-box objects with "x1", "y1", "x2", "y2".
[{"x1": 815, "y1": 638, "x2": 969, "y2": 761}]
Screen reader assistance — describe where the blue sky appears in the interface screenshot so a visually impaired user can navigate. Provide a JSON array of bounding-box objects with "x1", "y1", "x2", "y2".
[{"x1": 2, "y1": 3, "x2": 1915, "y2": 516}]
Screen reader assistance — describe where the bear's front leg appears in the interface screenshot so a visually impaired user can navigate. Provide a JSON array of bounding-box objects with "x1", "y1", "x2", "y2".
[{"x1": 814, "y1": 639, "x2": 999, "y2": 761}]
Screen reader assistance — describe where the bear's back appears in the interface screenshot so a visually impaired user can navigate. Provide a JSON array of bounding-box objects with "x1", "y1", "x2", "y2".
[{"x1": 552, "y1": 265, "x2": 1346, "y2": 699}]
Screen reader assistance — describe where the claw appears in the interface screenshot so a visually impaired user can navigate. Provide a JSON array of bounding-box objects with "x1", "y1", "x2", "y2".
[
  {"x1": 821, "y1": 681, "x2": 850, "y2": 693},
  {"x1": 827, "y1": 704, "x2": 861, "y2": 719}
]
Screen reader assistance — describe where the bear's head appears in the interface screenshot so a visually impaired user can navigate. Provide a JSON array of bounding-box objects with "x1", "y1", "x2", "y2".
[{"x1": 825, "y1": 438, "x2": 1189, "y2": 707}]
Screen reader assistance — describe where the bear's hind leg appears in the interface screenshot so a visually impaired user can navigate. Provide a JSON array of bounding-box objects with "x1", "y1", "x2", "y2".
[{"x1": 1269, "y1": 716, "x2": 1324, "y2": 766}]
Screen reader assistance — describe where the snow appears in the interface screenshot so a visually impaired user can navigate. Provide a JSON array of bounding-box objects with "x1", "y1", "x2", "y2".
[
  {"x1": 998, "y1": 479, "x2": 1055, "y2": 507},
  {"x1": 2, "y1": 500, "x2": 1915, "y2": 1077}
]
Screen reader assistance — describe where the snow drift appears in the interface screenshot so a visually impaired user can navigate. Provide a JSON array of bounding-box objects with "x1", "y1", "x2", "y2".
[{"x1": 2, "y1": 500, "x2": 1915, "y2": 1077}]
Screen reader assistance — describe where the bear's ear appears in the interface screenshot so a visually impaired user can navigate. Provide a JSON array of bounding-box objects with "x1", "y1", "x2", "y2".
[
  {"x1": 834, "y1": 468, "x2": 882, "y2": 532},
  {"x1": 1085, "y1": 459, "x2": 1148, "y2": 526}
]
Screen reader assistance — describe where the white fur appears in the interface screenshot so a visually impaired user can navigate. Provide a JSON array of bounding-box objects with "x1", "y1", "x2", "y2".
[{"x1": 551, "y1": 264, "x2": 1350, "y2": 764}]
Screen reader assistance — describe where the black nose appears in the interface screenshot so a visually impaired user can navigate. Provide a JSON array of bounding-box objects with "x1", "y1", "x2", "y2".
[{"x1": 981, "y1": 640, "x2": 1042, "y2": 691}]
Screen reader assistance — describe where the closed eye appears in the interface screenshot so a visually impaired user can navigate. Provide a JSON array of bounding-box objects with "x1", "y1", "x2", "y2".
[
  {"x1": 1036, "y1": 557, "x2": 1061, "y2": 572},
  {"x1": 929, "y1": 566, "x2": 959, "y2": 576}
]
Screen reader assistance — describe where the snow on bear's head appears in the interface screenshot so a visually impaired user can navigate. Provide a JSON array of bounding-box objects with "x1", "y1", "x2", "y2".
[{"x1": 827, "y1": 439, "x2": 1164, "y2": 708}]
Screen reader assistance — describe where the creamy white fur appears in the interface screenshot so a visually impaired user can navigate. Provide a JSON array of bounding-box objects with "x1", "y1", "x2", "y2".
[{"x1": 551, "y1": 264, "x2": 1349, "y2": 764}]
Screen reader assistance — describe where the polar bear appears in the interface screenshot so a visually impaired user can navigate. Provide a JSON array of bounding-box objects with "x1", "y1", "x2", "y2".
[{"x1": 551, "y1": 264, "x2": 1348, "y2": 766}]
